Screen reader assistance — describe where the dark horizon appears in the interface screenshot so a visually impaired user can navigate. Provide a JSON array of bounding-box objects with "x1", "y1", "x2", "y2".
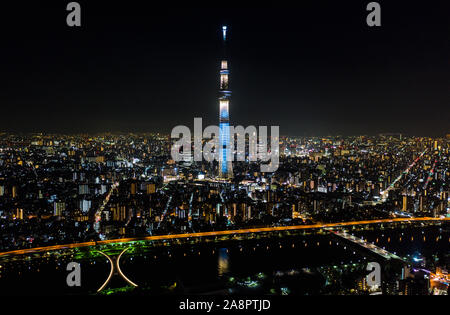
[{"x1": 1, "y1": 2, "x2": 449, "y2": 137}]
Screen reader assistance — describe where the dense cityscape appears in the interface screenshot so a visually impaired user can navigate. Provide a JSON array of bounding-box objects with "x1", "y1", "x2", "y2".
[
  {"x1": 0, "y1": 133, "x2": 449, "y2": 247},
  {"x1": 0, "y1": 132, "x2": 449, "y2": 295}
]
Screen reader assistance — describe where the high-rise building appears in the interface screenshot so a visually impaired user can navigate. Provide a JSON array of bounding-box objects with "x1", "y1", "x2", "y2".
[
  {"x1": 218, "y1": 25, "x2": 233, "y2": 179},
  {"x1": 79, "y1": 184, "x2": 89, "y2": 195},
  {"x1": 112, "y1": 205, "x2": 127, "y2": 221},
  {"x1": 399, "y1": 268, "x2": 430, "y2": 295},
  {"x1": 54, "y1": 201, "x2": 66, "y2": 216},
  {"x1": 402, "y1": 195, "x2": 408, "y2": 212},
  {"x1": 80, "y1": 199, "x2": 92, "y2": 213},
  {"x1": 12, "y1": 186, "x2": 17, "y2": 198},
  {"x1": 146, "y1": 183, "x2": 156, "y2": 194},
  {"x1": 15, "y1": 208, "x2": 23, "y2": 220}
]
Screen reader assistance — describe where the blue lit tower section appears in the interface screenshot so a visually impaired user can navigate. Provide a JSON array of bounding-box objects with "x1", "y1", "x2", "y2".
[{"x1": 218, "y1": 25, "x2": 233, "y2": 179}]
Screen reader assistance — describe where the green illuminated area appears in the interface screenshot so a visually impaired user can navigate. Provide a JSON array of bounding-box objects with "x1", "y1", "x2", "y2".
[{"x1": 97, "y1": 285, "x2": 136, "y2": 295}]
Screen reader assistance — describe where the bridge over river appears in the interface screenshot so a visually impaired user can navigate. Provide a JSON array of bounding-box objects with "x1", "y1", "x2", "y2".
[
  {"x1": 329, "y1": 229, "x2": 404, "y2": 261},
  {"x1": 0, "y1": 217, "x2": 448, "y2": 260}
]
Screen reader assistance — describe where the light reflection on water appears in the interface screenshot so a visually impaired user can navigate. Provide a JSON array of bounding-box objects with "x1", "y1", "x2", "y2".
[{"x1": 218, "y1": 248, "x2": 230, "y2": 276}]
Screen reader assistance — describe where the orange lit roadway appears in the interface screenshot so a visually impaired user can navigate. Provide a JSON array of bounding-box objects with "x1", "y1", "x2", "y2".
[
  {"x1": 94, "y1": 181, "x2": 119, "y2": 232},
  {"x1": 0, "y1": 217, "x2": 448, "y2": 258},
  {"x1": 377, "y1": 149, "x2": 427, "y2": 205}
]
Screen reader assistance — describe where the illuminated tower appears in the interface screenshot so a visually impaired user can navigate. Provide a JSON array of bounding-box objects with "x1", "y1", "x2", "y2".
[{"x1": 218, "y1": 25, "x2": 233, "y2": 179}]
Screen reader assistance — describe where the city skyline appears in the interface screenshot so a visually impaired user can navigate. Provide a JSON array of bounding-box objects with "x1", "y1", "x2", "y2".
[{"x1": 0, "y1": 1, "x2": 449, "y2": 298}]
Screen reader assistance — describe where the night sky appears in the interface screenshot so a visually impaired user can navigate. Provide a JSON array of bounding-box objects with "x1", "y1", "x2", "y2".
[{"x1": 1, "y1": 1, "x2": 449, "y2": 136}]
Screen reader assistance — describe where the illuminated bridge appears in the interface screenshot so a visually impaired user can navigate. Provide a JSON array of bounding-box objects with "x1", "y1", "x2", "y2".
[
  {"x1": 329, "y1": 229, "x2": 404, "y2": 261},
  {"x1": 0, "y1": 217, "x2": 448, "y2": 259}
]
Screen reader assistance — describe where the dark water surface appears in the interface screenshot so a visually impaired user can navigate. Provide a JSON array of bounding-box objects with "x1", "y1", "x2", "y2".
[{"x1": 0, "y1": 224, "x2": 448, "y2": 295}]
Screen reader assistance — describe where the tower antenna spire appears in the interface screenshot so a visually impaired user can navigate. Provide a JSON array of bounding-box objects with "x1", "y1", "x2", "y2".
[
  {"x1": 222, "y1": 25, "x2": 227, "y2": 41},
  {"x1": 221, "y1": 25, "x2": 228, "y2": 58}
]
